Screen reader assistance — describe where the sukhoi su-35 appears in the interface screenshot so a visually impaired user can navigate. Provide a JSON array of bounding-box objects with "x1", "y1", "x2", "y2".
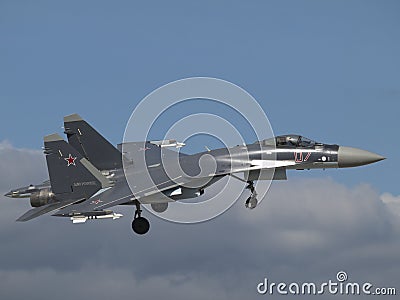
[{"x1": 5, "y1": 114, "x2": 385, "y2": 235}]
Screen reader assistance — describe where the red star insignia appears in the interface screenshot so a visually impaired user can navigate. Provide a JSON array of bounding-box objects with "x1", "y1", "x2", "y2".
[{"x1": 65, "y1": 154, "x2": 77, "y2": 166}]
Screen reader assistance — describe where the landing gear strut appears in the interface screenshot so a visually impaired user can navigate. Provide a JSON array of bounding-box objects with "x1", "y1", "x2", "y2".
[
  {"x1": 245, "y1": 181, "x2": 258, "y2": 209},
  {"x1": 132, "y1": 200, "x2": 150, "y2": 235}
]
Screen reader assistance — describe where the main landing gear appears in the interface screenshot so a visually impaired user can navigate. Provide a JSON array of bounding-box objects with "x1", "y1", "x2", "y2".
[
  {"x1": 245, "y1": 181, "x2": 258, "y2": 209},
  {"x1": 132, "y1": 200, "x2": 150, "y2": 235}
]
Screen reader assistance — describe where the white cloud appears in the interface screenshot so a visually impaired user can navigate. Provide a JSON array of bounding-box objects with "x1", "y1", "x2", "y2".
[
  {"x1": 0, "y1": 142, "x2": 399, "y2": 300},
  {"x1": 380, "y1": 192, "x2": 400, "y2": 216},
  {"x1": 0, "y1": 140, "x2": 47, "y2": 191},
  {"x1": 0, "y1": 267, "x2": 236, "y2": 300}
]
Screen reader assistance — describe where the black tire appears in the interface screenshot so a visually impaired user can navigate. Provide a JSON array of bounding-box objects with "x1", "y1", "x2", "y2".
[
  {"x1": 248, "y1": 197, "x2": 258, "y2": 209},
  {"x1": 245, "y1": 196, "x2": 258, "y2": 209},
  {"x1": 132, "y1": 217, "x2": 150, "y2": 235}
]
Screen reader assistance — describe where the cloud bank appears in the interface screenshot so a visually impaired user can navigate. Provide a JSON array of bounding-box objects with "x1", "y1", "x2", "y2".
[{"x1": 0, "y1": 142, "x2": 398, "y2": 300}]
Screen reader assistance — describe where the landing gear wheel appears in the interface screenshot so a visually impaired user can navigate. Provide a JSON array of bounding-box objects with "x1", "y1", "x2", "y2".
[
  {"x1": 245, "y1": 195, "x2": 258, "y2": 209},
  {"x1": 132, "y1": 217, "x2": 150, "y2": 235},
  {"x1": 245, "y1": 181, "x2": 258, "y2": 209}
]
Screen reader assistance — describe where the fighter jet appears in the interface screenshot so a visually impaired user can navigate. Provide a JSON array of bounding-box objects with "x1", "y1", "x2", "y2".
[{"x1": 5, "y1": 114, "x2": 385, "y2": 235}]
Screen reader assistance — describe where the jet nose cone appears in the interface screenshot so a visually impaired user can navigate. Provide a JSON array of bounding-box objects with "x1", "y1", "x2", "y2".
[
  {"x1": 338, "y1": 146, "x2": 385, "y2": 168},
  {"x1": 4, "y1": 190, "x2": 15, "y2": 197}
]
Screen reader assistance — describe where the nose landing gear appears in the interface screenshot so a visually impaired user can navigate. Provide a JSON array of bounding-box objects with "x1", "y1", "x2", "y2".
[
  {"x1": 132, "y1": 200, "x2": 150, "y2": 235},
  {"x1": 229, "y1": 174, "x2": 260, "y2": 210}
]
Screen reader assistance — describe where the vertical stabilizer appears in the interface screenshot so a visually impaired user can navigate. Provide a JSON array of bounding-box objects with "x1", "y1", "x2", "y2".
[
  {"x1": 44, "y1": 133, "x2": 111, "y2": 201},
  {"x1": 64, "y1": 114, "x2": 122, "y2": 170}
]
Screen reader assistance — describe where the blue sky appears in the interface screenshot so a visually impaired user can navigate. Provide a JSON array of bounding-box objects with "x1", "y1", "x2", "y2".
[
  {"x1": 1, "y1": 0, "x2": 399, "y2": 193},
  {"x1": 1, "y1": 2, "x2": 400, "y2": 299}
]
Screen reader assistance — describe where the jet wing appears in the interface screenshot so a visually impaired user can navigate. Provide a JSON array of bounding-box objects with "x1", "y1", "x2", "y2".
[
  {"x1": 52, "y1": 168, "x2": 189, "y2": 216},
  {"x1": 17, "y1": 198, "x2": 84, "y2": 222},
  {"x1": 53, "y1": 179, "x2": 133, "y2": 216},
  {"x1": 119, "y1": 141, "x2": 188, "y2": 168},
  {"x1": 52, "y1": 157, "x2": 296, "y2": 216}
]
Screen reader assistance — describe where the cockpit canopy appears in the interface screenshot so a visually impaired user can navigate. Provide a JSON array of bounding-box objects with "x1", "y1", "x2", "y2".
[{"x1": 258, "y1": 135, "x2": 318, "y2": 148}]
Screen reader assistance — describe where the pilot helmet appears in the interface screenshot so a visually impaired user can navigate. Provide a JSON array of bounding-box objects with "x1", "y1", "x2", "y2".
[{"x1": 286, "y1": 136, "x2": 298, "y2": 146}]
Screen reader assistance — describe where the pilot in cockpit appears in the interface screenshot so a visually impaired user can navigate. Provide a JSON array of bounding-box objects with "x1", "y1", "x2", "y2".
[{"x1": 286, "y1": 136, "x2": 299, "y2": 146}]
